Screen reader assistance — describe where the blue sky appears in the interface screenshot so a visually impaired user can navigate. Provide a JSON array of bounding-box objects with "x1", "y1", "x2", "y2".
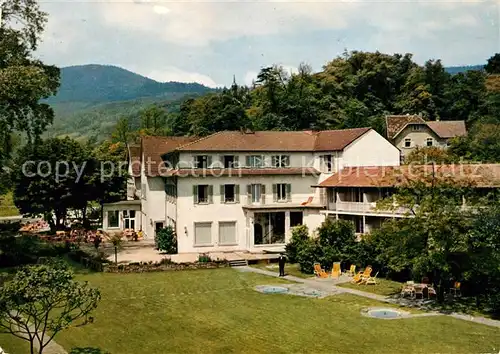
[{"x1": 37, "y1": 0, "x2": 500, "y2": 88}]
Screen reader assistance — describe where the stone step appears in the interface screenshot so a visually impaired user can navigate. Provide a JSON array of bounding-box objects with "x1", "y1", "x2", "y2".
[{"x1": 228, "y1": 259, "x2": 248, "y2": 267}]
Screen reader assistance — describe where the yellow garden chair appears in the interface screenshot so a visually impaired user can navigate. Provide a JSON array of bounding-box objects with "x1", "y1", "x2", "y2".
[
  {"x1": 314, "y1": 263, "x2": 329, "y2": 278},
  {"x1": 346, "y1": 264, "x2": 356, "y2": 277},
  {"x1": 351, "y1": 266, "x2": 372, "y2": 284},
  {"x1": 331, "y1": 262, "x2": 341, "y2": 278}
]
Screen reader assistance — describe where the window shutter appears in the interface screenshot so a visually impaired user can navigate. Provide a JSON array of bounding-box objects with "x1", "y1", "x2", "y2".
[
  {"x1": 235, "y1": 185, "x2": 240, "y2": 203},
  {"x1": 245, "y1": 156, "x2": 251, "y2": 167},
  {"x1": 234, "y1": 156, "x2": 239, "y2": 168},
  {"x1": 286, "y1": 184, "x2": 292, "y2": 201},
  {"x1": 220, "y1": 185, "x2": 225, "y2": 203},
  {"x1": 284, "y1": 156, "x2": 290, "y2": 167},
  {"x1": 261, "y1": 184, "x2": 266, "y2": 204},
  {"x1": 272, "y1": 184, "x2": 278, "y2": 202},
  {"x1": 247, "y1": 184, "x2": 252, "y2": 204},
  {"x1": 207, "y1": 156, "x2": 212, "y2": 168},
  {"x1": 208, "y1": 185, "x2": 213, "y2": 203},
  {"x1": 193, "y1": 185, "x2": 198, "y2": 204}
]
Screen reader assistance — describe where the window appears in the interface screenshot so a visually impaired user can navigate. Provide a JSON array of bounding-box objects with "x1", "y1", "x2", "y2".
[
  {"x1": 220, "y1": 184, "x2": 239, "y2": 203},
  {"x1": 248, "y1": 184, "x2": 265, "y2": 204},
  {"x1": 223, "y1": 155, "x2": 239, "y2": 168},
  {"x1": 290, "y1": 212, "x2": 303, "y2": 227},
  {"x1": 107, "y1": 210, "x2": 119, "y2": 228},
  {"x1": 272, "y1": 155, "x2": 290, "y2": 168},
  {"x1": 426, "y1": 138, "x2": 433, "y2": 147},
  {"x1": 246, "y1": 155, "x2": 264, "y2": 168},
  {"x1": 219, "y1": 221, "x2": 237, "y2": 245},
  {"x1": 194, "y1": 222, "x2": 212, "y2": 246},
  {"x1": 123, "y1": 210, "x2": 136, "y2": 229},
  {"x1": 193, "y1": 185, "x2": 213, "y2": 204},
  {"x1": 412, "y1": 125, "x2": 422, "y2": 131},
  {"x1": 323, "y1": 155, "x2": 333, "y2": 172},
  {"x1": 254, "y1": 212, "x2": 285, "y2": 245},
  {"x1": 273, "y1": 183, "x2": 291, "y2": 202},
  {"x1": 404, "y1": 138, "x2": 411, "y2": 148},
  {"x1": 194, "y1": 155, "x2": 211, "y2": 169}
]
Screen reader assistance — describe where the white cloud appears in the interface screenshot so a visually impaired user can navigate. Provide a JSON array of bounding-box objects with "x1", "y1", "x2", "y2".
[
  {"x1": 97, "y1": 0, "x2": 357, "y2": 46},
  {"x1": 244, "y1": 71, "x2": 258, "y2": 86},
  {"x1": 153, "y1": 5, "x2": 170, "y2": 15},
  {"x1": 143, "y1": 67, "x2": 220, "y2": 88},
  {"x1": 94, "y1": 0, "x2": 486, "y2": 48}
]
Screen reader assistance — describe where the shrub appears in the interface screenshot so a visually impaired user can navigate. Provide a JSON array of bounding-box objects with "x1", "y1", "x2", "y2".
[
  {"x1": 296, "y1": 238, "x2": 320, "y2": 274},
  {"x1": 198, "y1": 253, "x2": 211, "y2": 263},
  {"x1": 317, "y1": 219, "x2": 357, "y2": 266},
  {"x1": 156, "y1": 226, "x2": 177, "y2": 254},
  {"x1": 285, "y1": 225, "x2": 309, "y2": 263}
]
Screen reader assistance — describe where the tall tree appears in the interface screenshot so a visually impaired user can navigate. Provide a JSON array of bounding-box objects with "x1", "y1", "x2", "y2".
[
  {"x1": 485, "y1": 53, "x2": 500, "y2": 74},
  {"x1": 12, "y1": 137, "x2": 90, "y2": 229},
  {"x1": 0, "y1": 261, "x2": 100, "y2": 354},
  {"x1": 0, "y1": 0, "x2": 60, "y2": 193}
]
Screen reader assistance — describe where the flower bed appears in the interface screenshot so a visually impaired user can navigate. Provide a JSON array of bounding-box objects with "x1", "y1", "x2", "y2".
[{"x1": 103, "y1": 260, "x2": 229, "y2": 273}]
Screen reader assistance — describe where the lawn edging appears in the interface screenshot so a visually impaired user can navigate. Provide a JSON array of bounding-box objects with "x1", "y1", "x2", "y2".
[{"x1": 103, "y1": 260, "x2": 229, "y2": 273}]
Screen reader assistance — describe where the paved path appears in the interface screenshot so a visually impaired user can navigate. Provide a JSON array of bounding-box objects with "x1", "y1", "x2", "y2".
[{"x1": 240, "y1": 266, "x2": 500, "y2": 329}]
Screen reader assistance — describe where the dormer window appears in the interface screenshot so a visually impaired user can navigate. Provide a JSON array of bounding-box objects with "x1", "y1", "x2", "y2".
[
  {"x1": 426, "y1": 138, "x2": 433, "y2": 147},
  {"x1": 272, "y1": 155, "x2": 290, "y2": 168},
  {"x1": 404, "y1": 138, "x2": 411, "y2": 148},
  {"x1": 412, "y1": 125, "x2": 423, "y2": 131}
]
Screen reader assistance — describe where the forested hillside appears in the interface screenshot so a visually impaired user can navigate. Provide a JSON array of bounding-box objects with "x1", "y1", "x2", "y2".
[
  {"x1": 46, "y1": 65, "x2": 212, "y2": 104},
  {"x1": 45, "y1": 65, "x2": 213, "y2": 141},
  {"x1": 107, "y1": 51, "x2": 500, "y2": 163},
  {"x1": 152, "y1": 52, "x2": 494, "y2": 137}
]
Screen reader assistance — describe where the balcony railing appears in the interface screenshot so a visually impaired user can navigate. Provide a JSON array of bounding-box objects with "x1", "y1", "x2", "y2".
[{"x1": 329, "y1": 201, "x2": 409, "y2": 215}]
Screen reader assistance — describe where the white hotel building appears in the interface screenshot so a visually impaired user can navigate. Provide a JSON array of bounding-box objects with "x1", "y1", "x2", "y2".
[{"x1": 102, "y1": 128, "x2": 400, "y2": 253}]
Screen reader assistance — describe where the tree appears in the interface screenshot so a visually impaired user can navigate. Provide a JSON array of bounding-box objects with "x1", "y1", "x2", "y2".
[
  {"x1": 0, "y1": 261, "x2": 100, "y2": 354},
  {"x1": 449, "y1": 122, "x2": 500, "y2": 162},
  {"x1": 374, "y1": 166, "x2": 475, "y2": 301},
  {"x1": 0, "y1": 0, "x2": 60, "y2": 192},
  {"x1": 111, "y1": 117, "x2": 132, "y2": 148},
  {"x1": 316, "y1": 218, "x2": 358, "y2": 267},
  {"x1": 106, "y1": 232, "x2": 123, "y2": 264},
  {"x1": 139, "y1": 105, "x2": 168, "y2": 136},
  {"x1": 404, "y1": 146, "x2": 458, "y2": 165},
  {"x1": 485, "y1": 53, "x2": 500, "y2": 74},
  {"x1": 156, "y1": 226, "x2": 177, "y2": 254},
  {"x1": 12, "y1": 137, "x2": 91, "y2": 230},
  {"x1": 285, "y1": 225, "x2": 309, "y2": 264}
]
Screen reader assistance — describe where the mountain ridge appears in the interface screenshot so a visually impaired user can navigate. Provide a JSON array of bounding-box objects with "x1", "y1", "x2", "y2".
[{"x1": 46, "y1": 64, "x2": 213, "y2": 104}]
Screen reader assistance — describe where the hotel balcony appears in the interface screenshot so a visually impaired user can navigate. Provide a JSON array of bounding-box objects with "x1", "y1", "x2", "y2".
[{"x1": 324, "y1": 201, "x2": 410, "y2": 217}]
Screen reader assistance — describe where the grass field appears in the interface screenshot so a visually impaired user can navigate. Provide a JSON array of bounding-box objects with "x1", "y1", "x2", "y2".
[
  {"x1": 0, "y1": 268, "x2": 499, "y2": 354},
  {"x1": 339, "y1": 278, "x2": 404, "y2": 296},
  {"x1": 250, "y1": 262, "x2": 313, "y2": 279},
  {"x1": 0, "y1": 192, "x2": 19, "y2": 217}
]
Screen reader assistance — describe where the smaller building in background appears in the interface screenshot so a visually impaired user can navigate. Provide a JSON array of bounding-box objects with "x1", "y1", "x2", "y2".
[
  {"x1": 385, "y1": 115, "x2": 467, "y2": 160},
  {"x1": 315, "y1": 164, "x2": 500, "y2": 236}
]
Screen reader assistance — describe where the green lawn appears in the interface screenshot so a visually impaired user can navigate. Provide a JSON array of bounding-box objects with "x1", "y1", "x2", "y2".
[
  {"x1": 251, "y1": 262, "x2": 313, "y2": 279},
  {"x1": 1, "y1": 268, "x2": 499, "y2": 354},
  {"x1": 339, "y1": 278, "x2": 404, "y2": 296},
  {"x1": 0, "y1": 192, "x2": 20, "y2": 217}
]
